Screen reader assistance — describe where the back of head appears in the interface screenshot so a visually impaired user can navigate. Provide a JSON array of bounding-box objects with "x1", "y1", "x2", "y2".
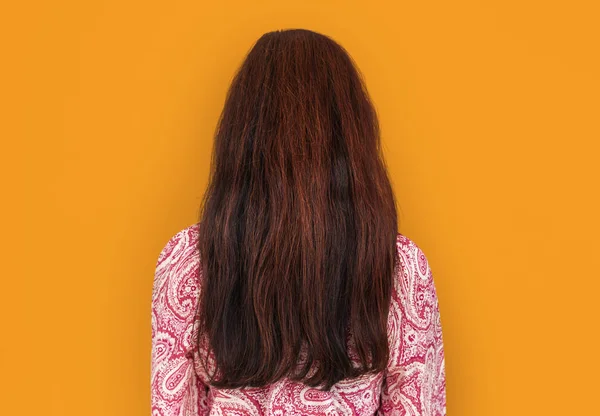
[{"x1": 197, "y1": 28, "x2": 399, "y2": 391}]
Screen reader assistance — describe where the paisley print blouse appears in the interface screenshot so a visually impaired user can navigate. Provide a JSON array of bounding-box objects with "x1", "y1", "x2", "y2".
[{"x1": 151, "y1": 223, "x2": 446, "y2": 415}]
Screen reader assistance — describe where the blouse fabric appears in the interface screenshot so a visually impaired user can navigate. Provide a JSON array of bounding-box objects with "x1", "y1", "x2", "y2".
[{"x1": 151, "y1": 223, "x2": 446, "y2": 415}]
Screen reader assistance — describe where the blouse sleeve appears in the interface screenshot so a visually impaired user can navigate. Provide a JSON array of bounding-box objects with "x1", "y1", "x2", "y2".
[
  {"x1": 378, "y1": 234, "x2": 447, "y2": 416},
  {"x1": 150, "y1": 228, "x2": 209, "y2": 416}
]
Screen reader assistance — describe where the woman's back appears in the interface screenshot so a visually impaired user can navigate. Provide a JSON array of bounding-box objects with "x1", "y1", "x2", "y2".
[
  {"x1": 151, "y1": 28, "x2": 446, "y2": 415},
  {"x1": 150, "y1": 223, "x2": 445, "y2": 415}
]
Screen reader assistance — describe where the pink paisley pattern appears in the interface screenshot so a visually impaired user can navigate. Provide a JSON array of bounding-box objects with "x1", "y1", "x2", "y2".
[{"x1": 151, "y1": 223, "x2": 446, "y2": 415}]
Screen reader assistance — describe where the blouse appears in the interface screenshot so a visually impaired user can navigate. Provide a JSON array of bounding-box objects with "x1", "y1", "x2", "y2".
[{"x1": 151, "y1": 223, "x2": 446, "y2": 415}]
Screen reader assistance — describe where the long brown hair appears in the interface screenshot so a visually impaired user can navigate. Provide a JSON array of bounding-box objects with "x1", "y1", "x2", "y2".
[{"x1": 197, "y1": 28, "x2": 398, "y2": 391}]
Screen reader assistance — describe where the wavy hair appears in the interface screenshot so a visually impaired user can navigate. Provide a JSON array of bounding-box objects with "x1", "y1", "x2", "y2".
[{"x1": 197, "y1": 28, "x2": 399, "y2": 391}]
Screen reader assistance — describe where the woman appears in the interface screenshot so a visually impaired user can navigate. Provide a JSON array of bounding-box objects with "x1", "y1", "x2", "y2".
[{"x1": 151, "y1": 29, "x2": 446, "y2": 415}]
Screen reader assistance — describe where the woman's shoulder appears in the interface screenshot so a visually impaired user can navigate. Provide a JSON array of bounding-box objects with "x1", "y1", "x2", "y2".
[
  {"x1": 396, "y1": 231, "x2": 425, "y2": 256},
  {"x1": 395, "y1": 231, "x2": 434, "y2": 280},
  {"x1": 152, "y1": 223, "x2": 201, "y2": 315},
  {"x1": 151, "y1": 224, "x2": 203, "y2": 376},
  {"x1": 155, "y1": 223, "x2": 200, "y2": 269},
  {"x1": 389, "y1": 230, "x2": 440, "y2": 335},
  {"x1": 394, "y1": 233, "x2": 437, "y2": 302}
]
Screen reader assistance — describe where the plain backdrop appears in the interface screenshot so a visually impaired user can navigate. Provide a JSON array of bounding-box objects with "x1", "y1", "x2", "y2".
[{"x1": 1, "y1": 1, "x2": 599, "y2": 415}]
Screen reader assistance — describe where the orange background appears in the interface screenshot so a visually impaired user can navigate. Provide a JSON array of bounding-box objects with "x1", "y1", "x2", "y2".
[{"x1": 2, "y1": 1, "x2": 599, "y2": 415}]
